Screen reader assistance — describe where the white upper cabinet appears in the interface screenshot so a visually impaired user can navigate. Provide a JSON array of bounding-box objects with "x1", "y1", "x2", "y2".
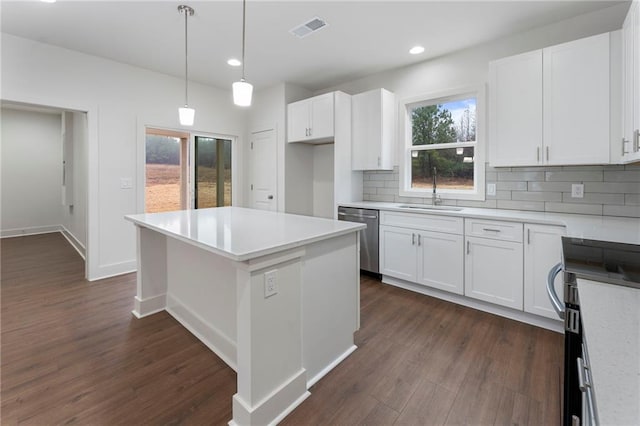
[
  {"x1": 543, "y1": 33, "x2": 610, "y2": 165},
  {"x1": 489, "y1": 32, "x2": 612, "y2": 166},
  {"x1": 287, "y1": 92, "x2": 334, "y2": 143},
  {"x1": 622, "y1": 0, "x2": 640, "y2": 163},
  {"x1": 351, "y1": 88, "x2": 395, "y2": 170},
  {"x1": 489, "y1": 50, "x2": 543, "y2": 167}
]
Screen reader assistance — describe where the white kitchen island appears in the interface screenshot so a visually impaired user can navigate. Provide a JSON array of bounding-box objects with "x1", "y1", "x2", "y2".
[{"x1": 125, "y1": 207, "x2": 365, "y2": 426}]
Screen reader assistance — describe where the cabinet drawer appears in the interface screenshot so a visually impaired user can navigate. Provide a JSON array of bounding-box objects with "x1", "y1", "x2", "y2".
[
  {"x1": 381, "y1": 211, "x2": 463, "y2": 235},
  {"x1": 465, "y1": 218, "x2": 523, "y2": 242}
]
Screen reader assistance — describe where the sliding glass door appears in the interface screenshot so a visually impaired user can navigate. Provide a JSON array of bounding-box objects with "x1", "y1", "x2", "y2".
[{"x1": 194, "y1": 136, "x2": 232, "y2": 208}]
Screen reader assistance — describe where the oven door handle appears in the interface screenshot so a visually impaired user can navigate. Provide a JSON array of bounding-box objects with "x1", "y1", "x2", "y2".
[{"x1": 547, "y1": 262, "x2": 565, "y2": 319}]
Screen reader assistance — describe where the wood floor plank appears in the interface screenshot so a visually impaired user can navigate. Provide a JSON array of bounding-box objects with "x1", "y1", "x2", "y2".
[{"x1": 1, "y1": 233, "x2": 564, "y2": 425}]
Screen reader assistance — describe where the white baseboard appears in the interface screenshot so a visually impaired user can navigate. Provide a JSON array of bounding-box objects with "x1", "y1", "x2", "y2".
[
  {"x1": 382, "y1": 275, "x2": 564, "y2": 333},
  {"x1": 1, "y1": 225, "x2": 61, "y2": 238},
  {"x1": 166, "y1": 294, "x2": 237, "y2": 371},
  {"x1": 60, "y1": 226, "x2": 86, "y2": 259},
  {"x1": 231, "y1": 369, "x2": 309, "y2": 426},
  {"x1": 132, "y1": 294, "x2": 166, "y2": 319},
  {"x1": 307, "y1": 344, "x2": 357, "y2": 388},
  {"x1": 89, "y1": 260, "x2": 137, "y2": 282}
]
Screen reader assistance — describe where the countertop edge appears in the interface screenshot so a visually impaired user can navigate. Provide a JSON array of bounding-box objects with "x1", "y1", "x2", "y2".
[
  {"x1": 338, "y1": 201, "x2": 640, "y2": 245},
  {"x1": 125, "y1": 214, "x2": 366, "y2": 262}
]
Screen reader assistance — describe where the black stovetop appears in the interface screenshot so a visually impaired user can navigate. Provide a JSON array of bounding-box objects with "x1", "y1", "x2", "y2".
[{"x1": 562, "y1": 237, "x2": 640, "y2": 289}]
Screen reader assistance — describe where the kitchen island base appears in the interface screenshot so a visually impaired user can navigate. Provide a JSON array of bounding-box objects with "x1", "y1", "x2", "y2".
[{"x1": 129, "y1": 218, "x2": 361, "y2": 426}]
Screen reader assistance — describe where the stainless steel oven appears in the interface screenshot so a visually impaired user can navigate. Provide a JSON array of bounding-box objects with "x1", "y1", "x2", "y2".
[{"x1": 548, "y1": 237, "x2": 640, "y2": 426}]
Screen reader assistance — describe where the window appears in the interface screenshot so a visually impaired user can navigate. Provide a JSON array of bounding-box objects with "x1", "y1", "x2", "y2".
[
  {"x1": 145, "y1": 128, "x2": 189, "y2": 213},
  {"x1": 400, "y1": 87, "x2": 485, "y2": 200}
]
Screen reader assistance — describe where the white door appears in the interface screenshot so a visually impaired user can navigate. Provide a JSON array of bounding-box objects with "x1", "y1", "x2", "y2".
[{"x1": 250, "y1": 129, "x2": 277, "y2": 211}]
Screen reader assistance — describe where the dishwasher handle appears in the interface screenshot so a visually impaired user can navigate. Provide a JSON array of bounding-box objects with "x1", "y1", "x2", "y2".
[
  {"x1": 547, "y1": 262, "x2": 565, "y2": 320},
  {"x1": 338, "y1": 212, "x2": 378, "y2": 220}
]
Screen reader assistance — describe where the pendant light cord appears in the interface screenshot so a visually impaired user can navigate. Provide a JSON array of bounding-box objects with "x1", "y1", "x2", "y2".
[
  {"x1": 241, "y1": 0, "x2": 246, "y2": 81},
  {"x1": 184, "y1": 7, "x2": 189, "y2": 106}
]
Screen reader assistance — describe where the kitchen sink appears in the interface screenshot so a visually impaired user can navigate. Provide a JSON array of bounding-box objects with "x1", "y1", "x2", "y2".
[{"x1": 397, "y1": 204, "x2": 464, "y2": 212}]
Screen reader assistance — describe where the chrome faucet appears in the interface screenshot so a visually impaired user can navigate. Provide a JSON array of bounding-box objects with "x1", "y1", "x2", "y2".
[{"x1": 432, "y1": 167, "x2": 442, "y2": 205}]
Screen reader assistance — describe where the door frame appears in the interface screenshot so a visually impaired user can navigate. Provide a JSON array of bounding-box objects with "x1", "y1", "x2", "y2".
[
  {"x1": 1, "y1": 96, "x2": 96, "y2": 280},
  {"x1": 190, "y1": 131, "x2": 239, "y2": 208}
]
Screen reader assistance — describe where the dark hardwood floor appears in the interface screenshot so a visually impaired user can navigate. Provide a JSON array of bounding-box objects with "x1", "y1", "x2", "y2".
[{"x1": 1, "y1": 233, "x2": 563, "y2": 425}]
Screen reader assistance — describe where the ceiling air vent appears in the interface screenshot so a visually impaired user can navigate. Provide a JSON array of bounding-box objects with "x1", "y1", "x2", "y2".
[{"x1": 289, "y1": 17, "x2": 328, "y2": 39}]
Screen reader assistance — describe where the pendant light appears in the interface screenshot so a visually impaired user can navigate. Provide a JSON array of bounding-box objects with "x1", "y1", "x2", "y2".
[
  {"x1": 232, "y1": 0, "x2": 253, "y2": 106},
  {"x1": 178, "y1": 5, "x2": 195, "y2": 126}
]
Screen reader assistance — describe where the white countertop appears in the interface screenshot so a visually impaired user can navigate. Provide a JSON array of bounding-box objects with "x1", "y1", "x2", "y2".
[
  {"x1": 125, "y1": 207, "x2": 365, "y2": 262},
  {"x1": 578, "y1": 279, "x2": 640, "y2": 426},
  {"x1": 339, "y1": 201, "x2": 640, "y2": 245}
]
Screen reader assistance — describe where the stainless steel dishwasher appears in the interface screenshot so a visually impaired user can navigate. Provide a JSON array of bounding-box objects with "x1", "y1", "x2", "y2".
[{"x1": 337, "y1": 206, "x2": 379, "y2": 274}]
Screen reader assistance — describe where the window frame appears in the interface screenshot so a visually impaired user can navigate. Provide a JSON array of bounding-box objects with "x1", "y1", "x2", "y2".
[{"x1": 398, "y1": 85, "x2": 486, "y2": 201}]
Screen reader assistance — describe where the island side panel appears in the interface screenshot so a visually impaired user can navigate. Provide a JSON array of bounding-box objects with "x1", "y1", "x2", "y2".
[
  {"x1": 302, "y1": 232, "x2": 359, "y2": 387},
  {"x1": 233, "y1": 250, "x2": 309, "y2": 426},
  {"x1": 133, "y1": 225, "x2": 168, "y2": 318},
  {"x1": 165, "y1": 237, "x2": 238, "y2": 371}
]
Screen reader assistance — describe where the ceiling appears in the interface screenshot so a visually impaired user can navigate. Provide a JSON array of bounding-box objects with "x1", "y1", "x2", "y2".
[{"x1": 1, "y1": 1, "x2": 630, "y2": 92}]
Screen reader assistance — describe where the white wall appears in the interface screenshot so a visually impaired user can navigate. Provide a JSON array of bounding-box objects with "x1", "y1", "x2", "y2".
[
  {"x1": 322, "y1": 4, "x2": 628, "y2": 160},
  {"x1": 312, "y1": 144, "x2": 334, "y2": 219},
  {"x1": 248, "y1": 83, "x2": 286, "y2": 211},
  {"x1": 1, "y1": 33, "x2": 246, "y2": 280},
  {"x1": 1, "y1": 108, "x2": 64, "y2": 235},
  {"x1": 60, "y1": 111, "x2": 88, "y2": 250}
]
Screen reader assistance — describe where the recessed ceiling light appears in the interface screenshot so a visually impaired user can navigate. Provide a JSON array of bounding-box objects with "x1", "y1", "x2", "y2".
[
  {"x1": 409, "y1": 45, "x2": 425, "y2": 55},
  {"x1": 227, "y1": 58, "x2": 241, "y2": 67},
  {"x1": 41, "y1": 0, "x2": 56, "y2": 3}
]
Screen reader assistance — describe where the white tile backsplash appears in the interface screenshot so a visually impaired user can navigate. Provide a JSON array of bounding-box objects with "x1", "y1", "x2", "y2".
[{"x1": 362, "y1": 164, "x2": 640, "y2": 218}]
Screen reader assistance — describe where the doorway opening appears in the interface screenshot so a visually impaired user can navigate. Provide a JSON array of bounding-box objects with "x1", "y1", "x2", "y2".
[
  {"x1": 145, "y1": 128, "x2": 189, "y2": 213},
  {"x1": 194, "y1": 136, "x2": 233, "y2": 208}
]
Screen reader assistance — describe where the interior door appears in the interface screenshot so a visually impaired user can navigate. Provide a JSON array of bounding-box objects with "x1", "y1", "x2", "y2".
[
  {"x1": 250, "y1": 129, "x2": 277, "y2": 211},
  {"x1": 194, "y1": 136, "x2": 232, "y2": 208}
]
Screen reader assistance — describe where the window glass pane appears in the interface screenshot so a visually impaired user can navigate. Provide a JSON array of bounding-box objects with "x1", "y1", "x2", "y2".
[
  {"x1": 145, "y1": 135, "x2": 182, "y2": 213},
  {"x1": 195, "y1": 137, "x2": 232, "y2": 208},
  {"x1": 411, "y1": 98, "x2": 476, "y2": 145},
  {"x1": 411, "y1": 147, "x2": 475, "y2": 190}
]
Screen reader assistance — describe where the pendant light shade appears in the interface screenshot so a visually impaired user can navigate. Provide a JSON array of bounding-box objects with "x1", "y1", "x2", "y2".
[
  {"x1": 233, "y1": 0, "x2": 252, "y2": 106},
  {"x1": 178, "y1": 106, "x2": 195, "y2": 126},
  {"x1": 233, "y1": 79, "x2": 253, "y2": 107},
  {"x1": 178, "y1": 5, "x2": 195, "y2": 125}
]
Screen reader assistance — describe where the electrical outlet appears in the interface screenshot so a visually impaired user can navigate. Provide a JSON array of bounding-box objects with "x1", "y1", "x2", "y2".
[
  {"x1": 264, "y1": 270, "x2": 278, "y2": 298},
  {"x1": 487, "y1": 183, "x2": 496, "y2": 196},
  {"x1": 571, "y1": 183, "x2": 584, "y2": 198},
  {"x1": 120, "y1": 178, "x2": 133, "y2": 189}
]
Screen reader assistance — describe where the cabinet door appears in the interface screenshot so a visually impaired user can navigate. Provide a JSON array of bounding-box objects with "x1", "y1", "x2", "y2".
[
  {"x1": 465, "y1": 236, "x2": 523, "y2": 309},
  {"x1": 380, "y1": 225, "x2": 417, "y2": 282},
  {"x1": 524, "y1": 224, "x2": 565, "y2": 320},
  {"x1": 417, "y1": 230, "x2": 464, "y2": 295},
  {"x1": 543, "y1": 33, "x2": 610, "y2": 165},
  {"x1": 287, "y1": 100, "x2": 310, "y2": 142},
  {"x1": 309, "y1": 93, "x2": 334, "y2": 141},
  {"x1": 489, "y1": 50, "x2": 543, "y2": 167},
  {"x1": 351, "y1": 89, "x2": 394, "y2": 170}
]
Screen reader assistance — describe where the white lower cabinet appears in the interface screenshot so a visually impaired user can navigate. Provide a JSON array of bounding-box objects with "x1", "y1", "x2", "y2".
[
  {"x1": 380, "y1": 212, "x2": 567, "y2": 325},
  {"x1": 380, "y1": 213, "x2": 464, "y2": 295},
  {"x1": 524, "y1": 224, "x2": 566, "y2": 320},
  {"x1": 464, "y1": 219, "x2": 524, "y2": 310},
  {"x1": 417, "y1": 230, "x2": 464, "y2": 295},
  {"x1": 379, "y1": 225, "x2": 417, "y2": 282}
]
